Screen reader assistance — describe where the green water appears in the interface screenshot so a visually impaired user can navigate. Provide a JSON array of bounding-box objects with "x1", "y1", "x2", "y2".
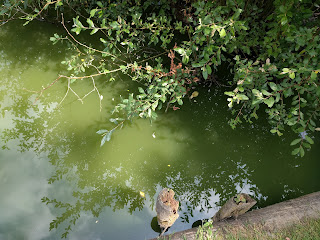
[{"x1": 0, "y1": 20, "x2": 319, "y2": 240}]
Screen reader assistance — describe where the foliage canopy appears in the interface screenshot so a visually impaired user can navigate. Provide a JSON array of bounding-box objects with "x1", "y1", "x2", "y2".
[{"x1": 1, "y1": 0, "x2": 320, "y2": 157}]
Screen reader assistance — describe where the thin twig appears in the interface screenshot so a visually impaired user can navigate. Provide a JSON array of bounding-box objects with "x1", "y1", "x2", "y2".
[{"x1": 61, "y1": 14, "x2": 126, "y2": 63}]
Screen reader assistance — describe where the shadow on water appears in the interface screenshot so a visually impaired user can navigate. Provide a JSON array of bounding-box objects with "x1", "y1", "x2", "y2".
[
  {"x1": 3, "y1": 82, "x2": 320, "y2": 239},
  {"x1": 0, "y1": 20, "x2": 68, "y2": 71},
  {"x1": 163, "y1": 85, "x2": 320, "y2": 208},
  {"x1": 1, "y1": 20, "x2": 320, "y2": 240}
]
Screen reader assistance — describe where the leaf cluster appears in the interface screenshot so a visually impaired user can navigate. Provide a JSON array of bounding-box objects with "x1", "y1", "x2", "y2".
[{"x1": 3, "y1": 0, "x2": 320, "y2": 155}]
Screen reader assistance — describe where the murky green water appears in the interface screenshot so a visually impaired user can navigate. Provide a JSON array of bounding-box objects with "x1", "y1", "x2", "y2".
[{"x1": 0, "y1": 20, "x2": 320, "y2": 240}]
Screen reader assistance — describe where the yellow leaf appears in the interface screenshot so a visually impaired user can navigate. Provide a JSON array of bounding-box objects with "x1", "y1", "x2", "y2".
[
  {"x1": 190, "y1": 91, "x2": 199, "y2": 99},
  {"x1": 139, "y1": 191, "x2": 145, "y2": 198}
]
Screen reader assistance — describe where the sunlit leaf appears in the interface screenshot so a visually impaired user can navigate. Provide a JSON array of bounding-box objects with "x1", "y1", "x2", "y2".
[
  {"x1": 269, "y1": 82, "x2": 277, "y2": 91},
  {"x1": 90, "y1": 29, "x2": 99, "y2": 35},
  {"x1": 174, "y1": 47, "x2": 185, "y2": 55},
  {"x1": 139, "y1": 191, "x2": 145, "y2": 198},
  {"x1": 219, "y1": 28, "x2": 226, "y2": 38},
  {"x1": 264, "y1": 97, "x2": 274, "y2": 108},
  {"x1": 289, "y1": 72, "x2": 295, "y2": 79},
  {"x1": 87, "y1": 18, "x2": 94, "y2": 27}
]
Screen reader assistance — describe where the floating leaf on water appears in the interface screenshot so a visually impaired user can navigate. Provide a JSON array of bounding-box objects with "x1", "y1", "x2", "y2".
[
  {"x1": 190, "y1": 91, "x2": 199, "y2": 99},
  {"x1": 139, "y1": 191, "x2": 145, "y2": 198}
]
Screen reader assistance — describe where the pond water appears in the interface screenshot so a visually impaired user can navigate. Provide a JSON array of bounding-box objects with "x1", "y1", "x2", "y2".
[{"x1": 0, "y1": 20, "x2": 319, "y2": 240}]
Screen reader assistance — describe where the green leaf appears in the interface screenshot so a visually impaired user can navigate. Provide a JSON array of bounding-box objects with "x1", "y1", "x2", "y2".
[
  {"x1": 151, "y1": 100, "x2": 158, "y2": 111},
  {"x1": 206, "y1": 65, "x2": 212, "y2": 75},
  {"x1": 299, "y1": 147, "x2": 305, "y2": 157},
  {"x1": 291, "y1": 148, "x2": 300, "y2": 155},
  {"x1": 289, "y1": 72, "x2": 295, "y2": 79},
  {"x1": 100, "y1": 38, "x2": 107, "y2": 44},
  {"x1": 202, "y1": 69, "x2": 208, "y2": 80},
  {"x1": 74, "y1": 16, "x2": 84, "y2": 28},
  {"x1": 192, "y1": 59, "x2": 207, "y2": 68},
  {"x1": 316, "y1": 86, "x2": 320, "y2": 97},
  {"x1": 182, "y1": 55, "x2": 189, "y2": 64},
  {"x1": 96, "y1": 129, "x2": 108, "y2": 134},
  {"x1": 264, "y1": 97, "x2": 275, "y2": 108},
  {"x1": 283, "y1": 88, "x2": 293, "y2": 98},
  {"x1": 100, "y1": 130, "x2": 114, "y2": 146},
  {"x1": 138, "y1": 87, "x2": 145, "y2": 94},
  {"x1": 311, "y1": 71, "x2": 317, "y2": 80},
  {"x1": 71, "y1": 27, "x2": 81, "y2": 35},
  {"x1": 237, "y1": 94, "x2": 249, "y2": 100},
  {"x1": 281, "y1": 16, "x2": 288, "y2": 25},
  {"x1": 282, "y1": 68, "x2": 290, "y2": 73},
  {"x1": 261, "y1": 89, "x2": 272, "y2": 96},
  {"x1": 225, "y1": 91, "x2": 235, "y2": 96},
  {"x1": 304, "y1": 135, "x2": 314, "y2": 144},
  {"x1": 87, "y1": 18, "x2": 94, "y2": 28},
  {"x1": 110, "y1": 21, "x2": 120, "y2": 29},
  {"x1": 109, "y1": 118, "x2": 118, "y2": 124},
  {"x1": 290, "y1": 138, "x2": 301, "y2": 146},
  {"x1": 0, "y1": 8, "x2": 8, "y2": 15},
  {"x1": 252, "y1": 89, "x2": 261, "y2": 96},
  {"x1": 269, "y1": 82, "x2": 277, "y2": 91},
  {"x1": 219, "y1": 28, "x2": 226, "y2": 38},
  {"x1": 90, "y1": 29, "x2": 99, "y2": 35},
  {"x1": 90, "y1": 9, "x2": 97, "y2": 17},
  {"x1": 302, "y1": 142, "x2": 311, "y2": 149},
  {"x1": 203, "y1": 27, "x2": 211, "y2": 36},
  {"x1": 279, "y1": 5, "x2": 286, "y2": 13},
  {"x1": 174, "y1": 47, "x2": 185, "y2": 55}
]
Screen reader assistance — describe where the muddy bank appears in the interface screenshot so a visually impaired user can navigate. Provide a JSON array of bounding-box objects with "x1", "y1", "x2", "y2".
[{"x1": 151, "y1": 191, "x2": 320, "y2": 240}]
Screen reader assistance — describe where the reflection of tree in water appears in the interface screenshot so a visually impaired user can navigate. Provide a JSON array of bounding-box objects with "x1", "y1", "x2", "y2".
[
  {"x1": 1, "y1": 78, "x2": 318, "y2": 238},
  {"x1": 41, "y1": 139, "x2": 258, "y2": 237}
]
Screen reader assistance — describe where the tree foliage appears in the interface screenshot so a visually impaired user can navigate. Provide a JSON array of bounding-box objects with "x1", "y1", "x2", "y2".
[{"x1": 1, "y1": 0, "x2": 319, "y2": 156}]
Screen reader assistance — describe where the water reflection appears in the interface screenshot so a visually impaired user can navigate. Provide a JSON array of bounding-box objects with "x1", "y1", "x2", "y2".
[{"x1": 1, "y1": 20, "x2": 320, "y2": 240}]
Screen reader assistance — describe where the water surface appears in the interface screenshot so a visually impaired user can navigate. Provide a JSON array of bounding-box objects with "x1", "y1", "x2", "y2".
[{"x1": 0, "y1": 20, "x2": 320, "y2": 240}]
